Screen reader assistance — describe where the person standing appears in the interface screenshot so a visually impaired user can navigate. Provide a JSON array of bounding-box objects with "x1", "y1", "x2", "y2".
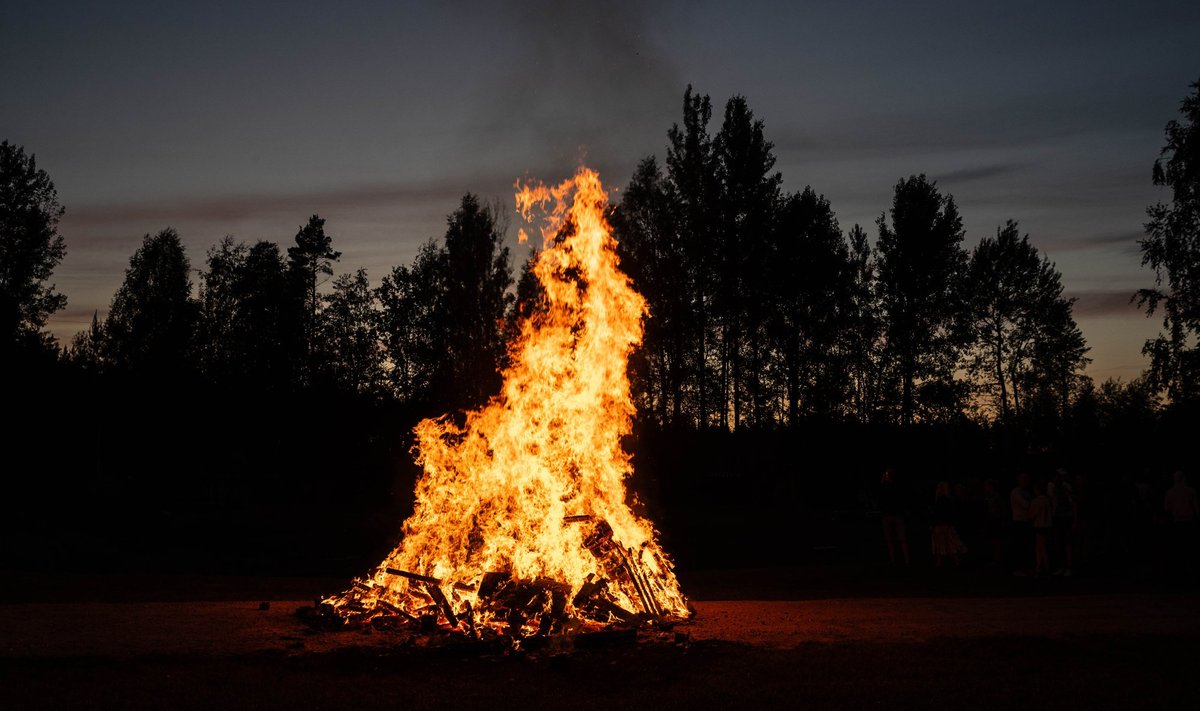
[
  {"x1": 931, "y1": 482, "x2": 967, "y2": 568},
  {"x1": 879, "y1": 467, "x2": 910, "y2": 566},
  {"x1": 1050, "y1": 469, "x2": 1075, "y2": 576},
  {"x1": 1029, "y1": 480, "x2": 1054, "y2": 577},
  {"x1": 1164, "y1": 470, "x2": 1199, "y2": 574},
  {"x1": 1009, "y1": 472, "x2": 1033, "y2": 575},
  {"x1": 983, "y1": 479, "x2": 1008, "y2": 567}
]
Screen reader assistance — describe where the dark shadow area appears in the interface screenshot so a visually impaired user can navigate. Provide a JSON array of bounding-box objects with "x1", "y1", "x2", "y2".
[{"x1": 2, "y1": 635, "x2": 1196, "y2": 710}]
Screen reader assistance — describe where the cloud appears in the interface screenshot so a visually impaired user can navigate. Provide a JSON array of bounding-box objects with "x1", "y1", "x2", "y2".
[
  {"x1": 934, "y1": 163, "x2": 1026, "y2": 184},
  {"x1": 61, "y1": 179, "x2": 492, "y2": 234},
  {"x1": 773, "y1": 88, "x2": 1160, "y2": 163},
  {"x1": 1068, "y1": 290, "x2": 1142, "y2": 317}
]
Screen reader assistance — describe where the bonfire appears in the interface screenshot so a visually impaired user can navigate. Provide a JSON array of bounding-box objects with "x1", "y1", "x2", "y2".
[{"x1": 320, "y1": 168, "x2": 689, "y2": 643}]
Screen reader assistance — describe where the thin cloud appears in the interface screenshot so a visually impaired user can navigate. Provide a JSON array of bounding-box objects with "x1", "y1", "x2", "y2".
[
  {"x1": 935, "y1": 163, "x2": 1026, "y2": 184},
  {"x1": 1069, "y1": 290, "x2": 1142, "y2": 317},
  {"x1": 1045, "y1": 230, "x2": 1144, "y2": 254},
  {"x1": 62, "y1": 179, "x2": 494, "y2": 233}
]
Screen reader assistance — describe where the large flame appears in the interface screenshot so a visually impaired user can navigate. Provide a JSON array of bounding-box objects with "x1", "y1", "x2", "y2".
[{"x1": 329, "y1": 167, "x2": 688, "y2": 633}]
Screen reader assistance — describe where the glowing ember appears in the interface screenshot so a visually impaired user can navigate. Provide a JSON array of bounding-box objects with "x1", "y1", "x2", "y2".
[{"x1": 325, "y1": 167, "x2": 689, "y2": 637}]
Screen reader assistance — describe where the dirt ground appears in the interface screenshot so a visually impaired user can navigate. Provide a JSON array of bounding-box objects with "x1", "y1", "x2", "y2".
[{"x1": 3, "y1": 571, "x2": 1199, "y2": 709}]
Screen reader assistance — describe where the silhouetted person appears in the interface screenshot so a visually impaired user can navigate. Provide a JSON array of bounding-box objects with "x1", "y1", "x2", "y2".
[
  {"x1": 1050, "y1": 469, "x2": 1075, "y2": 576},
  {"x1": 1073, "y1": 473, "x2": 1093, "y2": 570},
  {"x1": 931, "y1": 482, "x2": 967, "y2": 567},
  {"x1": 1164, "y1": 470, "x2": 1199, "y2": 574},
  {"x1": 1010, "y1": 472, "x2": 1033, "y2": 574},
  {"x1": 983, "y1": 479, "x2": 1007, "y2": 567},
  {"x1": 879, "y1": 467, "x2": 910, "y2": 566},
  {"x1": 952, "y1": 481, "x2": 977, "y2": 555},
  {"x1": 1128, "y1": 469, "x2": 1155, "y2": 568},
  {"x1": 1029, "y1": 480, "x2": 1053, "y2": 577}
]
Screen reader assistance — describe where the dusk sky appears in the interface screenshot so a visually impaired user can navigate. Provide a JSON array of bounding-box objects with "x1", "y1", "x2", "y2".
[{"x1": 3, "y1": 0, "x2": 1199, "y2": 382}]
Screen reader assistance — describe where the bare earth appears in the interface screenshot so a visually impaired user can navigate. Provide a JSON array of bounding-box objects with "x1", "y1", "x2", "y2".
[{"x1": 3, "y1": 580, "x2": 1199, "y2": 709}]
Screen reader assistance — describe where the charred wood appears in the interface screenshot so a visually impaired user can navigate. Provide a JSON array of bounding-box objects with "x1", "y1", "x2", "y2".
[
  {"x1": 385, "y1": 568, "x2": 441, "y2": 585},
  {"x1": 425, "y1": 583, "x2": 459, "y2": 627}
]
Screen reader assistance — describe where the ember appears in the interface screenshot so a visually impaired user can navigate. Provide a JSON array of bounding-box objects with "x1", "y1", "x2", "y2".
[{"x1": 321, "y1": 168, "x2": 689, "y2": 645}]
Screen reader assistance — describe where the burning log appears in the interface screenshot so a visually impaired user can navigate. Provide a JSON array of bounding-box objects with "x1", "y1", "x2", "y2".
[
  {"x1": 590, "y1": 598, "x2": 638, "y2": 624},
  {"x1": 425, "y1": 583, "x2": 459, "y2": 627},
  {"x1": 478, "y1": 571, "x2": 512, "y2": 600},
  {"x1": 385, "y1": 568, "x2": 441, "y2": 585},
  {"x1": 571, "y1": 574, "x2": 607, "y2": 609},
  {"x1": 581, "y1": 519, "x2": 664, "y2": 619},
  {"x1": 376, "y1": 599, "x2": 418, "y2": 624},
  {"x1": 618, "y1": 546, "x2": 662, "y2": 618}
]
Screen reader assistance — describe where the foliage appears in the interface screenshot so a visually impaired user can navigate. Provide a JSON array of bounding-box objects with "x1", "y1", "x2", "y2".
[
  {"x1": 875, "y1": 175, "x2": 969, "y2": 424},
  {"x1": 317, "y1": 268, "x2": 384, "y2": 393},
  {"x1": 287, "y1": 214, "x2": 341, "y2": 368},
  {"x1": 964, "y1": 221, "x2": 1089, "y2": 429},
  {"x1": 102, "y1": 228, "x2": 197, "y2": 375},
  {"x1": 769, "y1": 188, "x2": 857, "y2": 424},
  {"x1": 438, "y1": 194, "x2": 513, "y2": 408},
  {"x1": 376, "y1": 195, "x2": 512, "y2": 409},
  {"x1": 377, "y1": 239, "x2": 446, "y2": 403},
  {"x1": 1138, "y1": 78, "x2": 1200, "y2": 404},
  {"x1": 0, "y1": 141, "x2": 66, "y2": 359},
  {"x1": 198, "y1": 237, "x2": 297, "y2": 385}
]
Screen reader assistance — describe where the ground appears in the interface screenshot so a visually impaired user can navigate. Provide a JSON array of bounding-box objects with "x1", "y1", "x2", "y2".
[{"x1": 2, "y1": 568, "x2": 1198, "y2": 709}]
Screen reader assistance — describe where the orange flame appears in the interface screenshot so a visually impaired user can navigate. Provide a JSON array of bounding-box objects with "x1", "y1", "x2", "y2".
[{"x1": 329, "y1": 167, "x2": 688, "y2": 632}]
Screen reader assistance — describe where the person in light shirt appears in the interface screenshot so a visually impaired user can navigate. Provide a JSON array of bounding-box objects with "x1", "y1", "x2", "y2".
[{"x1": 1164, "y1": 470, "x2": 1198, "y2": 524}]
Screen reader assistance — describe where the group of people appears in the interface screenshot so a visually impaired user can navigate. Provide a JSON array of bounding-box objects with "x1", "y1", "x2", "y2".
[
  {"x1": 877, "y1": 466, "x2": 1200, "y2": 576},
  {"x1": 1007, "y1": 470, "x2": 1084, "y2": 576}
]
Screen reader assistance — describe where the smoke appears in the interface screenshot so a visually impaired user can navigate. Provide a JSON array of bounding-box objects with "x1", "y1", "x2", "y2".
[{"x1": 469, "y1": 0, "x2": 683, "y2": 174}]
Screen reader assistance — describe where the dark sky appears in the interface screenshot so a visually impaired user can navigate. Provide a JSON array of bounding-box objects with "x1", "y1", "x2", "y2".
[{"x1": 3, "y1": 0, "x2": 1199, "y2": 381}]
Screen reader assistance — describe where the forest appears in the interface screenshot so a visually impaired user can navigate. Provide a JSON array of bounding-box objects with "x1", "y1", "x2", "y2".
[{"x1": 3, "y1": 82, "x2": 1198, "y2": 574}]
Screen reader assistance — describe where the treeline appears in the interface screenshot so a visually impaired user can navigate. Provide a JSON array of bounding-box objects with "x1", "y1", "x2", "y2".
[
  {"x1": 57, "y1": 88, "x2": 1093, "y2": 444},
  {"x1": 61, "y1": 198, "x2": 514, "y2": 416},
  {"x1": 3, "y1": 80, "x2": 1199, "y2": 575},
  {"x1": 5, "y1": 81, "x2": 1200, "y2": 446},
  {"x1": 613, "y1": 88, "x2": 1089, "y2": 435}
]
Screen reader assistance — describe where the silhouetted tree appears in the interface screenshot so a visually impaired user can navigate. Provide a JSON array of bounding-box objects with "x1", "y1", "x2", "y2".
[
  {"x1": 198, "y1": 237, "x2": 296, "y2": 385},
  {"x1": 377, "y1": 240, "x2": 445, "y2": 402},
  {"x1": 198, "y1": 237, "x2": 248, "y2": 375},
  {"x1": 438, "y1": 195, "x2": 513, "y2": 408},
  {"x1": 375, "y1": 196, "x2": 512, "y2": 409},
  {"x1": 0, "y1": 141, "x2": 66, "y2": 361},
  {"x1": 965, "y1": 221, "x2": 1089, "y2": 430},
  {"x1": 1138, "y1": 78, "x2": 1200, "y2": 404},
  {"x1": 64, "y1": 311, "x2": 105, "y2": 370},
  {"x1": 1094, "y1": 376, "x2": 1159, "y2": 429},
  {"x1": 664, "y1": 85, "x2": 720, "y2": 427},
  {"x1": 506, "y1": 248, "x2": 546, "y2": 344},
  {"x1": 287, "y1": 214, "x2": 340, "y2": 370},
  {"x1": 317, "y1": 268, "x2": 383, "y2": 393},
  {"x1": 240, "y1": 240, "x2": 298, "y2": 382},
  {"x1": 1025, "y1": 284, "x2": 1090, "y2": 431},
  {"x1": 842, "y1": 224, "x2": 890, "y2": 422},
  {"x1": 713, "y1": 95, "x2": 782, "y2": 429},
  {"x1": 613, "y1": 156, "x2": 693, "y2": 426},
  {"x1": 103, "y1": 228, "x2": 197, "y2": 375},
  {"x1": 876, "y1": 175, "x2": 969, "y2": 424},
  {"x1": 770, "y1": 188, "x2": 855, "y2": 425}
]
